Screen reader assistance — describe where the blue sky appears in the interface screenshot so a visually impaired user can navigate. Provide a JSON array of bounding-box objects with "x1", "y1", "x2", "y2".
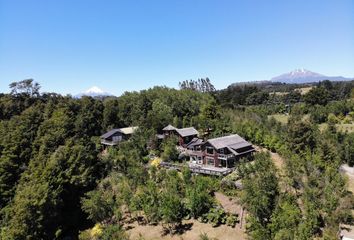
[{"x1": 0, "y1": 0, "x2": 353, "y2": 96}]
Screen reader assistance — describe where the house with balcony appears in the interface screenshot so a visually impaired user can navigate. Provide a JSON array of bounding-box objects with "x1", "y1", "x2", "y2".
[
  {"x1": 186, "y1": 137, "x2": 205, "y2": 164},
  {"x1": 100, "y1": 126, "x2": 138, "y2": 147},
  {"x1": 186, "y1": 134, "x2": 255, "y2": 168}
]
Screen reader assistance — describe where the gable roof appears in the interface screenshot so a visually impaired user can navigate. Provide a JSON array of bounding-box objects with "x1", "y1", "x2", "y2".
[
  {"x1": 101, "y1": 129, "x2": 122, "y2": 139},
  {"x1": 207, "y1": 134, "x2": 251, "y2": 150},
  {"x1": 175, "y1": 127, "x2": 199, "y2": 137},
  {"x1": 163, "y1": 124, "x2": 176, "y2": 131},
  {"x1": 101, "y1": 126, "x2": 138, "y2": 139},
  {"x1": 119, "y1": 126, "x2": 138, "y2": 135},
  {"x1": 186, "y1": 137, "x2": 204, "y2": 148},
  {"x1": 228, "y1": 141, "x2": 252, "y2": 150}
]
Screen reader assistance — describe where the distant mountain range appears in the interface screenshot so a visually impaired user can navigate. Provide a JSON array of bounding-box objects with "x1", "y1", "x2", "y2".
[
  {"x1": 74, "y1": 69, "x2": 352, "y2": 97},
  {"x1": 232, "y1": 69, "x2": 353, "y2": 86},
  {"x1": 75, "y1": 86, "x2": 114, "y2": 98},
  {"x1": 271, "y1": 69, "x2": 352, "y2": 84}
]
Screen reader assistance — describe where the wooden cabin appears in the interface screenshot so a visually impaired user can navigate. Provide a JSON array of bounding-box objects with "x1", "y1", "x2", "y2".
[
  {"x1": 100, "y1": 126, "x2": 138, "y2": 146},
  {"x1": 162, "y1": 124, "x2": 199, "y2": 147},
  {"x1": 187, "y1": 134, "x2": 255, "y2": 168}
]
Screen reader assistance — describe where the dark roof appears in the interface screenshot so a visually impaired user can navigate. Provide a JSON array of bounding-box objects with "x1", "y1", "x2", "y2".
[
  {"x1": 101, "y1": 126, "x2": 138, "y2": 139},
  {"x1": 207, "y1": 134, "x2": 252, "y2": 150},
  {"x1": 228, "y1": 141, "x2": 252, "y2": 150},
  {"x1": 175, "y1": 127, "x2": 199, "y2": 137},
  {"x1": 163, "y1": 124, "x2": 176, "y2": 131},
  {"x1": 101, "y1": 129, "x2": 122, "y2": 139},
  {"x1": 186, "y1": 138, "x2": 204, "y2": 148}
]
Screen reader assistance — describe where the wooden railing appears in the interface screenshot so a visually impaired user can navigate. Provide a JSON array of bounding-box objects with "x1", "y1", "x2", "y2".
[
  {"x1": 159, "y1": 162, "x2": 233, "y2": 176},
  {"x1": 218, "y1": 154, "x2": 235, "y2": 160},
  {"x1": 100, "y1": 139, "x2": 120, "y2": 145}
]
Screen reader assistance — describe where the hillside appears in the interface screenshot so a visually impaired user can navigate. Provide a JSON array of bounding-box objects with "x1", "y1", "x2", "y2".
[{"x1": 0, "y1": 79, "x2": 353, "y2": 240}]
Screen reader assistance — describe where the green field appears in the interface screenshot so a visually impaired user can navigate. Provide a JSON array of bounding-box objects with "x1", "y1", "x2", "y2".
[
  {"x1": 319, "y1": 123, "x2": 354, "y2": 133},
  {"x1": 268, "y1": 114, "x2": 310, "y2": 125},
  {"x1": 268, "y1": 114, "x2": 289, "y2": 124}
]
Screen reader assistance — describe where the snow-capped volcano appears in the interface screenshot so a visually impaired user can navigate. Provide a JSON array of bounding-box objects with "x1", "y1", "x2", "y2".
[
  {"x1": 271, "y1": 69, "x2": 351, "y2": 84},
  {"x1": 75, "y1": 86, "x2": 114, "y2": 98}
]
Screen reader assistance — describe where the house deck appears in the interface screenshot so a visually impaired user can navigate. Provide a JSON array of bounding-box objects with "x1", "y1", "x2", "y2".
[{"x1": 160, "y1": 162, "x2": 233, "y2": 176}]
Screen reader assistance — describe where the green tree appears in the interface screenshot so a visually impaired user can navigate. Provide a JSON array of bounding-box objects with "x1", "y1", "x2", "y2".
[
  {"x1": 159, "y1": 189, "x2": 184, "y2": 234},
  {"x1": 3, "y1": 140, "x2": 100, "y2": 239},
  {"x1": 9, "y1": 79, "x2": 41, "y2": 97},
  {"x1": 343, "y1": 134, "x2": 354, "y2": 166},
  {"x1": 146, "y1": 100, "x2": 173, "y2": 131},
  {"x1": 161, "y1": 137, "x2": 179, "y2": 162},
  {"x1": 133, "y1": 180, "x2": 160, "y2": 223},
  {"x1": 270, "y1": 195, "x2": 301, "y2": 240},
  {"x1": 304, "y1": 86, "x2": 330, "y2": 106},
  {"x1": 239, "y1": 153, "x2": 279, "y2": 240},
  {"x1": 185, "y1": 177, "x2": 214, "y2": 218},
  {"x1": 81, "y1": 189, "x2": 115, "y2": 223},
  {"x1": 287, "y1": 119, "x2": 316, "y2": 154}
]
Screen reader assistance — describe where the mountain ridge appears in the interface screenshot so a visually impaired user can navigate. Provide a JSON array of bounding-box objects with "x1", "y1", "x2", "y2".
[{"x1": 270, "y1": 69, "x2": 352, "y2": 84}]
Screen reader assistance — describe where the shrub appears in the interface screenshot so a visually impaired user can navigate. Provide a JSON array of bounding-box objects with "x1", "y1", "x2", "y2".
[
  {"x1": 343, "y1": 115, "x2": 352, "y2": 124},
  {"x1": 206, "y1": 207, "x2": 227, "y2": 227},
  {"x1": 101, "y1": 224, "x2": 129, "y2": 240},
  {"x1": 78, "y1": 223, "x2": 103, "y2": 240},
  {"x1": 199, "y1": 232, "x2": 219, "y2": 240},
  {"x1": 226, "y1": 214, "x2": 238, "y2": 227},
  {"x1": 327, "y1": 113, "x2": 338, "y2": 124}
]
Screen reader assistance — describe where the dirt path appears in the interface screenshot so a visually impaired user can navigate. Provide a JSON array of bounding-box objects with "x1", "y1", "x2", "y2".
[
  {"x1": 339, "y1": 165, "x2": 354, "y2": 239},
  {"x1": 253, "y1": 146, "x2": 285, "y2": 171},
  {"x1": 214, "y1": 192, "x2": 241, "y2": 215},
  {"x1": 126, "y1": 219, "x2": 246, "y2": 240},
  {"x1": 340, "y1": 164, "x2": 354, "y2": 193}
]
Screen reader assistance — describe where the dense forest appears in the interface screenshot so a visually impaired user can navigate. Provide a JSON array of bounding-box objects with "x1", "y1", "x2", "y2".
[{"x1": 0, "y1": 79, "x2": 354, "y2": 239}]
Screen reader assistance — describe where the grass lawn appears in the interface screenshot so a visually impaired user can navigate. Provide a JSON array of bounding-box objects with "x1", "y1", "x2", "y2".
[{"x1": 295, "y1": 86, "x2": 312, "y2": 95}]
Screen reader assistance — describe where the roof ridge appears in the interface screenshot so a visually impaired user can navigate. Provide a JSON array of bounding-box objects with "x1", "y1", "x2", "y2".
[{"x1": 209, "y1": 134, "x2": 240, "y2": 140}]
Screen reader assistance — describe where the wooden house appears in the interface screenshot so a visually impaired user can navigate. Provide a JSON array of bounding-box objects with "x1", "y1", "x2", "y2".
[
  {"x1": 186, "y1": 137, "x2": 205, "y2": 164},
  {"x1": 100, "y1": 126, "x2": 138, "y2": 146},
  {"x1": 162, "y1": 124, "x2": 199, "y2": 146},
  {"x1": 186, "y1": 134, "x2": 255, "y2": 168}
]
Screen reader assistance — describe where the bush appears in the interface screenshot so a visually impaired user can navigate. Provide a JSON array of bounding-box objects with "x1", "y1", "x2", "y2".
[
  {"x1": 226, "y1": 214, "x2": 238, "y2": 227},
  {"x1": 343, "y1": 115, "x2": 352, "y2": 124},
  {"x1": 199, "y1": 232, "x2": 219, "y2": 240},
  {"x1": 101, "y1": 224, "x2": 129, "y2": 240},
  {"x1": 78, "y1": 223, "x2": 103, "y2": 240},
  {"x1": 161, "y1": 137, "x2": 179, "y2": 162},
  {"x1": 327, "y1": 113, "x2": 338, "y2": 124},
  {"x1": 206, "y1": 207, "x2": 227, "y2": 227}
]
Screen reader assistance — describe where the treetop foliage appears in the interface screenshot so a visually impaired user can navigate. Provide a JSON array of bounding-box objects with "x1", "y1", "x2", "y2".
[
  {"x1": 0, "y1": 78, "x2": 353, "y2": 239},
  {"x1": 179, "y1": 78, "x2": 216, "y2": 93}
]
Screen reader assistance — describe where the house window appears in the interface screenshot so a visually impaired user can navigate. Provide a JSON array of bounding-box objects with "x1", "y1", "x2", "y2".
[
  {"x1": 112, "y1": 135, "x2": 122, "y2": 142},
  {"x1": 219, "y1": 148, "x2": 224, "y2": 154},
  {"x1": 197, "y1": 156, "x2": 203, "y2": 164},
  {"x1": 206, "y1": 147, "x2": 214, "y2": 155},
  {"x1": 206, "y1": 157, "x2": 214, "y2": 165},
  {"x1": 195, "y1": 146, "x2": 201, "y2": 151}
]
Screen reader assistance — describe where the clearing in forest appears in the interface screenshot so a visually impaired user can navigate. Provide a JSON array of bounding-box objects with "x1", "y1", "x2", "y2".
[{"x1": 126, "y1": 192, "x2": 246, "y2": 240}]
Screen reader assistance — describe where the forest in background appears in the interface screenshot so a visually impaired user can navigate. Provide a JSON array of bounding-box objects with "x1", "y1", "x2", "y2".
[{"x1": 0, "y1": 78, "x2": 353, "y2": 239}]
